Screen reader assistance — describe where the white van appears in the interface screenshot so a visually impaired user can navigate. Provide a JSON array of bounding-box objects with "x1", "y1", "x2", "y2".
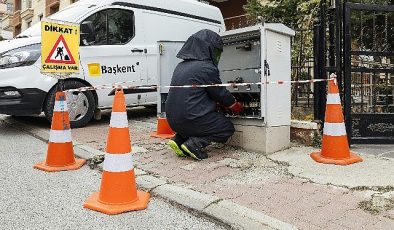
[{"x1": 0, "y1": 0, "x2": 224, "y2": 127}]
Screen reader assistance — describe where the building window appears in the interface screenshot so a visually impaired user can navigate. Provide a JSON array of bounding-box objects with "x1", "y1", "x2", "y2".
[
  {"x1": 6, "y1": 3, "x2": 13, "y2": 13},
  {"x1": 14, "y1": 25, "x2": 21, "y2": 36},
  {"x1": 49, "y1": 5, "x2": 59, "y2": 15}
]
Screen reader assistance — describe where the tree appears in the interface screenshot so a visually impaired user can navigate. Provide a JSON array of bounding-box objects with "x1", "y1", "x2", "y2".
[
  {"x1": 243, "y1": 0, "x2": 320, "y2": 30},
  {"x1": 244, "y1": 0, "x2": 320, "y2": 65},
  {"x1": 244, "y1": 0, "x2": 321, "y2": 114},
  {"x1": 243, "y1": 0, "x2": 320, "y2": 62}
]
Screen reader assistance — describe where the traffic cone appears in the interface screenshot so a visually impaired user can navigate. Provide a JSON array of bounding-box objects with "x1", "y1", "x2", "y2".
[
  {"x1": 34, "y1": 91, "x2": 86, "y2": 172},
  {"x1": 84, "y1": 88, "x2": 150, "y2": 215},
  {"x1": 310, "y1": 75, "x2": 363, "y2": 165},
  {"x1": 150, "y1": 117, "x2": 175, "y2": 139}
]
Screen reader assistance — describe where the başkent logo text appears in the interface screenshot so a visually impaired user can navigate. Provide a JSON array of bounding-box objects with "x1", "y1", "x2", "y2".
[{"x1": 101, "y1": 63, "x2": 139, "y2": 75}]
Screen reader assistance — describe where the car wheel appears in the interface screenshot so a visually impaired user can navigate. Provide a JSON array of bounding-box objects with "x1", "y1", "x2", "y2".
[{"x1": 44, "y1": 80, "x2": 96, "y2": 128}]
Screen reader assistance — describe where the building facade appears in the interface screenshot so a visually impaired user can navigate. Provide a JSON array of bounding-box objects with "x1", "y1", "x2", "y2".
[
  {"x1": 209, "y1": 0, "x2": 253, "y2": 30},
  {"x1": 31, "y1": 0, "x2": 76, "y2": 25},
  {"x1": 6, "y1": 0, "x2": 253, "y2": 37},
  {"x1": 7, "y1": 0, "x2": 78, "y2": 37},
  {"x1": 0, "y1": 0, "x2": 14, "y2": 39}
]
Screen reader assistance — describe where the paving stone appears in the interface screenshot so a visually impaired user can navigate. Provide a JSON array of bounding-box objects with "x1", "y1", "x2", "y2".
[
  {"x1": 140, "y1": 161, "x2": 165, "y2": 171},
  {"x1": 300, "y1": 205, "x2": 349, "y2": 228},
  {"x1": 216, "y1": 158, "x2": 242, "y2": 168},
  {"x1": 206, "y1": 184, "x2": 252, "y2": 200},
  {"x1": 364, "y1": 221, "x2": 394, "y2": 230},
  {"x1": 157, "y1": 170, "x2": 182, "y2": 179},
  {"x1": 334, "y1": 209, "x2": 381, "y2": 230},
  {"x1": 201, "y1": 166, "x2": 237, "y2": 183},
  {"x1": 293, "y1": 217, "x2": 327, "y2": 230},
  {"x1": 180, "y1": 162, "x2": 198, "y2": 171},
  {"x1": 137, "y1": 156, "x2": 155, "y2": 165}
]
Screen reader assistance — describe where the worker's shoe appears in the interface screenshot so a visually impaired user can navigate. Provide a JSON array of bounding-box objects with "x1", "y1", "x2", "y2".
[
  {"x1": 167, "y1": 135, "x2": 189, "y2": 157},
  {"x1": 181, "y1": 139, "x2": 208, "y2": 161}
]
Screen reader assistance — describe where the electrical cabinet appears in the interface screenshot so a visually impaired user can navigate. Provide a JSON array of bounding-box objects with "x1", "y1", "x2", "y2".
[
  {"x1": 157, "y1": 23, "x2": 295, "y2": 153},
  {"x1": 219, "y1": 24, "x2": 294, "y2": 153}
]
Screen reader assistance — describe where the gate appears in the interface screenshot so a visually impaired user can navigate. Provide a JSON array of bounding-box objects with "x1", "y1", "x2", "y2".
[
  {"x1": 343, "y1": 3, "x2": 394, "y2": 143},
  {"x1": 316, "y1": 1, "x2": 394, "y2": 144}
]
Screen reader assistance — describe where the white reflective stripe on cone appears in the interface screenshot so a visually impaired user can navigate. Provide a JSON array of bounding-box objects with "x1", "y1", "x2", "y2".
[
  {"x1": 103, "y1": 153, "x2": 134, "y2": 172},
  {"x1": 323, "y1": 123, "x2": 347, "y2": 136},
  {"x1": 326, "y1": 94, "x2": 341, "y2": 105},
  {"x1": 49, "y1": 129, "x2": 72, "y2": 143},
  {"x1": 54, "y1": 100, "x2": 68, "y2": 112},
  {"x1": 110, "y1": 112, "x2": 128, "y2": 128}
]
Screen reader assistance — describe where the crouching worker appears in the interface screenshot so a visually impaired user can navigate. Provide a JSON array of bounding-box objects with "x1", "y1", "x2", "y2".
[{"x1": 165, "y1": 29, "x2": 243, "y2": 160}]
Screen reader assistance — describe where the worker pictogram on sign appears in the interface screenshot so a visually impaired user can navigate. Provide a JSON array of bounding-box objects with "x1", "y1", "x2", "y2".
[
  {"x1": 45, "y1": 35, "x2": 76, "y2": 65},
  {"x1": 41, "y1": 20, "x2": 80, "y2": 74}
]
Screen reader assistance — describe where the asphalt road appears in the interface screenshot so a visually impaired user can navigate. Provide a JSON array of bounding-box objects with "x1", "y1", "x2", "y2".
[{"x1": 0, "y1": 120, "x2": 226, "y2": 230}]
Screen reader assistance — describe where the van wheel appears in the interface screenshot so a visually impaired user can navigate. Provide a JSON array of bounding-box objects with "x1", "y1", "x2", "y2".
[{"x1": 44, "y1": 81, "x2": 96, "y2": 128}]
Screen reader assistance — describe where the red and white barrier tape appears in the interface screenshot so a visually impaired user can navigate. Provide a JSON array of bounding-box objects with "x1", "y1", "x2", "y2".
[
  {"x1": 63, "y1": 76, "x2": 336, "y2": 93},
  {"x1": 65, "y1": 80, "x2": 140, "y2": 93}
]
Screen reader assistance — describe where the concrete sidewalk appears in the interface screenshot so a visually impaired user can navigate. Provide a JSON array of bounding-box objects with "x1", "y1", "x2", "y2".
[{"x1": 2, "y1": 114, "x2": 394, "y2": 230}]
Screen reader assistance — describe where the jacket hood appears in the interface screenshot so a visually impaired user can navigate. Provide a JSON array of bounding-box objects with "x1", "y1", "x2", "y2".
[{"x1": 177, "y1": 29, "x2": 223, "y2": 65}]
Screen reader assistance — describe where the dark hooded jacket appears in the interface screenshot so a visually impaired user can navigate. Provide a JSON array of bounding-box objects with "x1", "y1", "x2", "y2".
[{"x1": 165, "y1": 29, "x2": 235, "y2": 121}]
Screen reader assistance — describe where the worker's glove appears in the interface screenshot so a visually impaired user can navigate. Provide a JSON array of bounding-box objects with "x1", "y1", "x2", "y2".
[
  {"x1": 228, "y1": 102, "x2": 243, "y2": 115},
  {"x1": 216, "y1": 103, "x2": 227, "y2": 112}
]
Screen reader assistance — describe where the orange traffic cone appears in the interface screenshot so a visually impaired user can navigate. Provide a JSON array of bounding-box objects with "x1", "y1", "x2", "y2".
[
  {"x1": 150, "y1": 117, "x2": 175, "y2": 139},
  {"x1": 310, "y1": 75, "x2": 363, "y2": 165},
  {"x1": 84, "y1": 88, "x2": 150, "y2": 215},
  {"x1": 34, "y1": 91, "x2": 86, "y2": 172}
]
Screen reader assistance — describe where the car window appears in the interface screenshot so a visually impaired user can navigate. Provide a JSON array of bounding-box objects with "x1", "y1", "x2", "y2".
[{"x1": 81, "y1": 9, "x2": 134, "y2": 46}]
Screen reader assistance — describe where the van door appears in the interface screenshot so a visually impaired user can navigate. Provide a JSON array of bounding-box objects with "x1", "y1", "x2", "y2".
[{"x1": 79, "y1": 8, "x2": 147, "y2": 108}]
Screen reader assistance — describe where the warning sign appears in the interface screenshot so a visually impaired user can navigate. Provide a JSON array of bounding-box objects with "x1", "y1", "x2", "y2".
[
  {"x1": 45, "y1": 35, "x2": 76, "y2": 64},
  {"x1": 41, "y1": 21, "x2": 79, "y2": 74}
]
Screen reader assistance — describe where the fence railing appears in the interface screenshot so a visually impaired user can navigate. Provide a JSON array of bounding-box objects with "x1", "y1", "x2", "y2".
[
  {"x1": 224, "y1": 14, "x2": 256, "y2": 30},
  {"x1": 291, "y1": 59, "x2": 315, "y2": 108},
  {"x1": 291, "y1": 28, "x2": 315, "y2": 113}
]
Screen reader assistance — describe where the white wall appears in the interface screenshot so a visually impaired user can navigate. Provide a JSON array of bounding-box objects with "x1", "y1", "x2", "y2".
[
  {"x1": 31, "y1": 0, "x2": 44, "y2": 25},
  {"x1": 0, "y1": 29, "x2": 12, "y2": 39},
  {"x1": 0, "y1": 3, "x2": 7, "y2": 13},
  {"x1": 60, "y1": 0, "x2": 74, "y2": 10}
]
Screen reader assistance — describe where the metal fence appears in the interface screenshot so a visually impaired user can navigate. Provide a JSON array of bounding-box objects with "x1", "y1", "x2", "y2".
[{"x1": 291, "y1": 29, "x2": 315, "y2": 112}]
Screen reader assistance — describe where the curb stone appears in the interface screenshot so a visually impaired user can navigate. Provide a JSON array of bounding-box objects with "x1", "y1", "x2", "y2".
[
  {"x1": 136, "y1": 175, "x2": 168, "y2": 191},
  {"x1": 153, "y1": 184, "x2": 221, "y2": 212},
  {"x1": 1, "y1": 116, "x2": 298, "y2": 230},
  {"x1": 204, "y1": 200, "x2": 297, "y2": 230}
]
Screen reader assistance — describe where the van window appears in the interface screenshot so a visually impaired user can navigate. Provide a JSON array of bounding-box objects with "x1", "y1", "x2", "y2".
[{"x1": 82, "y1": 9, "x2": 135, "y2": 46}]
